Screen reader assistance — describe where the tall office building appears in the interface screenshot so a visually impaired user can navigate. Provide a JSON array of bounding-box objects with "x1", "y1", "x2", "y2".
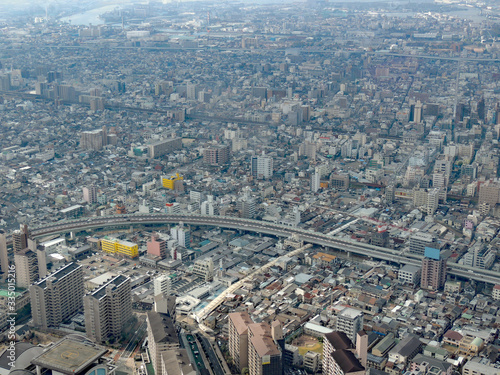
[
  {"x1": 421, "y1": 247, "x2": 447, "y2": 290},
  {"x1": 84, "y1": 275, "x2": 132, "y2": 343},
  {"x1": 12, "y1": 224, "x2": 30, "y2": 254},
  {"x1": 15, "y1": 249, "x2": 39, "y2": 288},
  {"x1": 203, "y1": 145, "x2": 230, "y2": 166},
  {"x1": 251, "y1": 155, "x2": 273, "y2": 179},
  {"x1": 147, "y1": 311, "x2": 180, "y2": 375},
  {"x1": 30, "y1": 262, "x2": 84, "y2": 329},
  {"x1": 335, "y1": 308, "x2": 364, "y2": 345},
  {"x1": 228, "y1": 312, "x2": 254, "y2": 371},
  {"x1": 0, "y1": 229, "x2": 8, "y2": 274},
  {"x1": 248, "y1": 322, "x2": 283, "y2": 375},
  {"x1": 83, "y1": 185, "x2": 98, "y2": 204}
]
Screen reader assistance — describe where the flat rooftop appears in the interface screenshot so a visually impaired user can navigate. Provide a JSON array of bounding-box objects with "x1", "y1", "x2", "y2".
[{"x1": 31, "y1": 337, "x2": 107, "y2": 374}]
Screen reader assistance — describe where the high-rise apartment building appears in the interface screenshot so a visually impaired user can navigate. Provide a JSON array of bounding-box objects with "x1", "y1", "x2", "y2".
[
  {"x1": 203, "y1": 145, "x2": 230, "y2": 166},
  {"x1": 147, "y1": 311, "x2": 180, "y2": 375},
  {"x1": 323, "y1": 331, "x2": 365, "y2": 375},
  {"x1": 15, "y1": 249, "x2": 39, "y2": 288},
  {"x1": 0, "y1": 229, "x2": 8, "y2": 274},
  {"x1": 311, "y1": 173, "x2": 320, "y2": 193},
  {"x1": 30, "y1": 262, "x2": 84, "y2": 329},
  {"x1": 12, "y1": 224, "x2": 30, "y2": 254},
  {"x1": 228, "y1": 312, "x2": 254, "y2": 371},
  {"x1": 479, "y1": 181, "x2": 500, "y2": 207},
  {"x1": 154, "y1": 273, "x2": 174, "y2": 297},
  {"x1": 80, "y1": 128, "x2": 107, "y2": 151},
  {"x1": 170, "y1": 225, "x2": 191, "y2": 248},
  {"x1": 83, "y1": 185, "x2": 98, "y2": 204},
  {"x1": 335, "y1": 308, "x2": 364, "y2": 345},
  {"x1": 251, "y1": 155, "x2": 273, "y2": 179},
  {"x1": 421, "y1": 248, "x2": 447, "y2": 290},
  {"x1": 84, "y1": 275, "x2": 132, "y2": 343},
  {"x1": 248, "y1": 322, "x2": 283, "y2": 375}
]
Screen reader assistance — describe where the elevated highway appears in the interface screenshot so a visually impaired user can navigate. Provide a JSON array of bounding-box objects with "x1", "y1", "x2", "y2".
[{"x1": 19, "y1": 213, "x2": 500, "y2": 285}]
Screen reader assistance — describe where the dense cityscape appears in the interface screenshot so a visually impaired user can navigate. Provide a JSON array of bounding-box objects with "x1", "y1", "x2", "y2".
[{"x1": 1, "y1": 0, "x2": 500, "y2": 375}]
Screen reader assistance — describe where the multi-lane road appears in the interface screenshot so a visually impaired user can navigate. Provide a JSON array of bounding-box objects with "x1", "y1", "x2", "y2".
[{"x1": 16, "y1": 213, "x2": 500, "y2": 285}]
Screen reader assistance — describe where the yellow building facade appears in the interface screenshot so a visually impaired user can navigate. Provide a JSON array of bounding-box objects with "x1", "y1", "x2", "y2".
[
  {"x1": 162, "y1": 173, "x2": 183, "y2": 190},
  {"x1": 101, "y1": 237, "x2": 139, "y2": 258}
]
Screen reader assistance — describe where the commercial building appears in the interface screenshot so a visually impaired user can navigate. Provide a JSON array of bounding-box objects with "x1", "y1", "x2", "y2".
[
  {"x1": 15, "y1": 248, "x2": 39, "y2": 288},
  {"x1": 479, "y1": 181, "x2": 500, "y2": 207},
  {"x1": 147, "y1": 311, "x2": 180, "y2": 375},
  {"x1": 101, "y1": 237, "x2": 139, "y2": 258},
  {"x1": 335, "y1": 308, "x2": 364, "y2": 345},
  {"x1": 311, "y1": 173, "x2": 320, "y2": 193},
  {"x1": 148, "y1": 137, "x2": 182, "y2": 158},
  {"x1": 84, "y1": 275, "x2": 132, "y2": 344},
  {"x1": 162, "y1": 173, "x2": 184, "y2": 190},
  {"x1": 30, "y1": 262, "x2": 84, "y2": 329},
  {"x1": 203, "y1": 145, "x2": 230, "y2": 166},
  {"x1": 330, "y1": 174, "x2": 350, "y2": 191}
]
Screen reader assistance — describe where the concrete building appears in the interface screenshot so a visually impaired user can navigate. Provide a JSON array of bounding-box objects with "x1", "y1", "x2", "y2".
[
  {"x1": 398, "y1": 265, "x2": 421, "y2": 285},
  {"x1": 228, "y1": 311, "x2": 254, "y2": 371},
  {"x1": 30, "y1": 262, "x2": 84, "y2": 329},
  {"x1": 148, "y1": 234, "x2": 167, "y2": 258},
  {"x1": 147, "y1": 311, "x2": 180, "y2": 375},
  {"x1": 323, "y1": 331, "x2": 364, "y2": 375},
  {"x1": 193, "y1": 258, "x2": 214, "y2": 282},
  {"x1": 84, "y1": 275, "x2": 132, "y2": 344},
  {"x1": 12, "y1": 224, "x2": 30, "y2": 254},
  {"x1": 408, "y1": 232, "x2": 437, "y2": 256},
  {"x1": 171, "y1": 225, "x2": 191, "y2": 248},
  {"x1": 83, "y1": 185, "x2": 98, "y2": 204},
  {"x1": 14, "y1": 248, "x2": 39, "y2": 288},
  {"x1": 311, "y1": 173, "x2": 320, "y2": 193},
  {"x1": 421, "y1": 255, "x2": 447, "y2": 291},
  {"x1": 251, "y1": 155, "x2": 273, "y2": 179},
  {"x1": 203, "y1": 145, "x2": 230, "y2": 166},
  {"x1": 149, "y1": 137, "x2": 182, "y2": 158},
  {"x1": 154, "y1": 273, "x2": 174, "y2": 296},
  {"x1": 0, "y1": 229, "x2": 8, "y2": 274},
  {"x1": 335, "y1": 308, "x2": 364, "y2": 345},
  {"x1": 248, "y1": 322, "x2": 282, "y2": 375},
  {"x1": 101, "y1": 237, "x2": 139, "y2": 258},
  {"x1": 80, "y1": 128, "x2": 106, "y2": 151}
]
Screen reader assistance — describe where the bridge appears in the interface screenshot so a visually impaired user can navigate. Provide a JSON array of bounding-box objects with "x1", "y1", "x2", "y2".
[{"x1": 20, "y1": 213, "x2": 500, "y2": 286}]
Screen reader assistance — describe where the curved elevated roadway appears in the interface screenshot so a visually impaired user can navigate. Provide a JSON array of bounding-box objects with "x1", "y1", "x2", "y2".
[{"x1": 21, "y1": 213, "x2": 500, "y2": 285}]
